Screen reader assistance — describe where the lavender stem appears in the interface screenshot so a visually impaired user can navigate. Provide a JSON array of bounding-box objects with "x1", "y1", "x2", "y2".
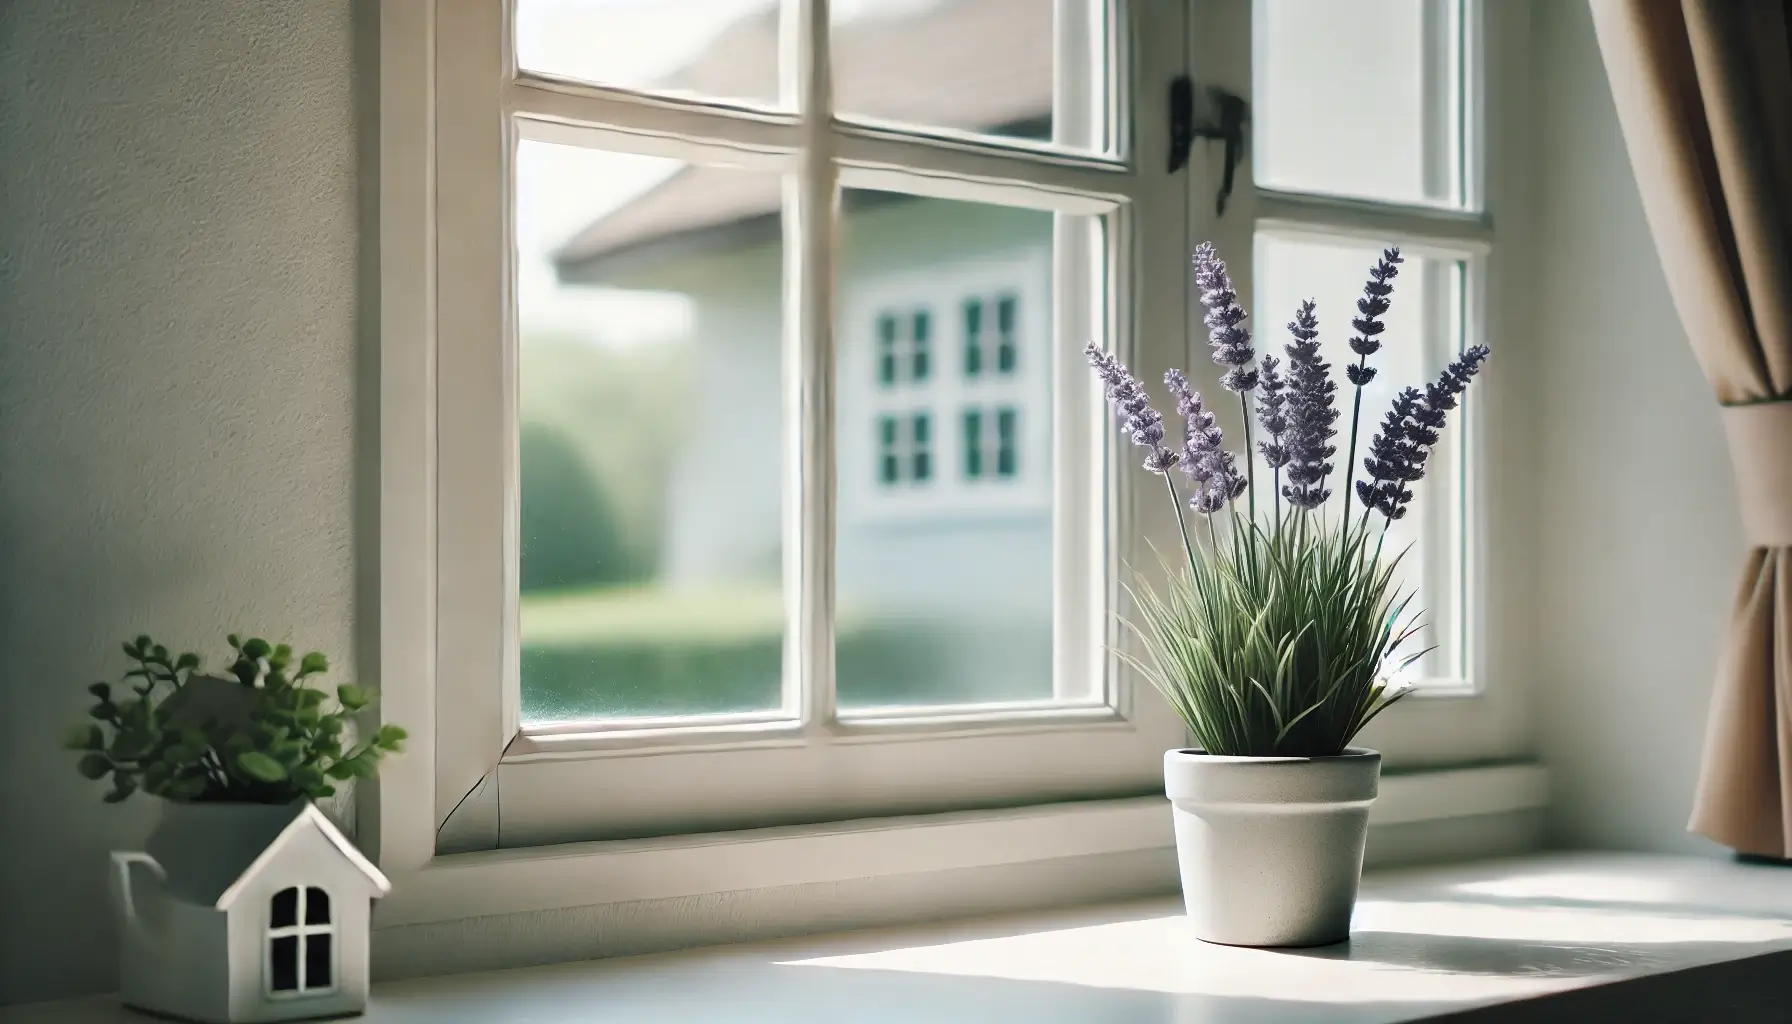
[
  {"x1": 1238, "y1": 391, "x2": 1255, "y2": 522},
  {"x1": 1165, "y1": 473, "x2": 1197, "y2": 574}
]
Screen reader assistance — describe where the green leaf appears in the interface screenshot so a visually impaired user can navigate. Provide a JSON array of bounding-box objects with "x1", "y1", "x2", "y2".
[
  {"x1": 76, "y1": 753, "x2": 112, "y2": 780},
  {"x1": 103, "y1": 778, "x2": 138, "y2": 803},
  {"x1": 376, "y1": 724, "x2": 408, "y2": 750},
  {"x1": 63, "y1": 724, "x2": 104, "y2": 751},
  {"x1": 175, "y1": 652, "x2": 200, "y2": 671},
  {"x1": 299, "y1": 652, "x2": 329, "y2": 676},
  {"x1": 336, "y1": 684, "x2": 370, "y2": 711},
  {"x1": 88, "y1": 681, "x2": 111, "y2": 699},
  {"x1": 243, "y1": 638, "x2": 272, "y2": 659},
  {"x1": 235, "y1": 750, "x2": 289, "y2": 783}
]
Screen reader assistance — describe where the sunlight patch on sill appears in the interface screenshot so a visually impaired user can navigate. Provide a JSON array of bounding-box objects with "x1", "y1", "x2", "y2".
[{"x1": 781, "y1": 896, "x2": 1792, "y2": 1006}]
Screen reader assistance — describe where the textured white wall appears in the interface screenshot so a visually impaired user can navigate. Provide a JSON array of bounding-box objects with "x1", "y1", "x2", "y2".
[
  {"x1": 1528, "y1": 0, "x2": 1738, "y2": 856},
  {"x1": 0, "y1": 0, "x2": 362, "y2": 1005}
]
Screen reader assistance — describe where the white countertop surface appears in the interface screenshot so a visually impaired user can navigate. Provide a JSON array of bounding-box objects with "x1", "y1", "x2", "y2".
[{"x1": 8, "y1": 852, "x2": 1792, "y2": 1023}]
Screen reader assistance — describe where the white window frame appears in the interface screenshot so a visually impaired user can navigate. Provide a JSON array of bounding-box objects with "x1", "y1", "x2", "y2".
[
  {"x1": 375, "y1": 0, "x2": 1193, "y2": 856},
  {"x1": 364, "y1": 0, "x2": 1545, "y2": 947}
]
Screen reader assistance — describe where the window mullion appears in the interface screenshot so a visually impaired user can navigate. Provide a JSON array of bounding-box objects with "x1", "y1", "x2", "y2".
[{"x1": 787, "y1": 0, "x2": 839, "y2": 733}]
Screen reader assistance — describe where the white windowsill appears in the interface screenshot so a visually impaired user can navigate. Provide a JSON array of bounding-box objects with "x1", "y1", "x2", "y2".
[
  {"x1": 380, "y1": 762, "x2": 1550, "y2": 928},
  {"x1": 13, "y1": 851, "x2": 1792, "y2": 1023}
]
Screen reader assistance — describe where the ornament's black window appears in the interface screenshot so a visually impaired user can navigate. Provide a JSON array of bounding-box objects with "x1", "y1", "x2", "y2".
[{"x1": 266, "y1": 886, "x2": 336, "y2": 997}]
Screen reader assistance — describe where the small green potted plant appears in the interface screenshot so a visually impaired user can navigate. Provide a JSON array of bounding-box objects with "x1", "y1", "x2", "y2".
[
  {"x1": 69, "y1": 634, "x2": 405, "y2": 1022},
  {"x1": 1089, "y1": 242, "x2": 1489, "y2": 947}
]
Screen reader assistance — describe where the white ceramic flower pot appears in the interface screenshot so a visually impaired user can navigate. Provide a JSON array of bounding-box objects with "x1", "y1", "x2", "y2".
[{"x1": 1164, "y1": 747, "x2": 1380, "y2": 947}]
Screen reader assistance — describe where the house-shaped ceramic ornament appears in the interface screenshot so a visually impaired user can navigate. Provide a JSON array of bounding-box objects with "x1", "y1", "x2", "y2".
[{"x1": 111, "y1": 800, "x2": 390, "y2": 1023}]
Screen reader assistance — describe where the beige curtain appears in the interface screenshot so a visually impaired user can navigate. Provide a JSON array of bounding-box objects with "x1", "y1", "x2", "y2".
[{"x1": 1589, "y1": 0, "x2": 1792, "y2": 857}]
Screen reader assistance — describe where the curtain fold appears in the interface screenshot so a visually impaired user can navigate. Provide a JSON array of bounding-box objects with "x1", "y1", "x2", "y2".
[{"x1": 1589, "y1": 0, "x2": 1792, "y2": 856}]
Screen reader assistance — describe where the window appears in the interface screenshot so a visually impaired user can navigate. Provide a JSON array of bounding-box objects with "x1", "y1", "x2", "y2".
[
  {"x1": 910, "y1": 309, "x2": 933, "y2": 382},
  {"x1": 963, "y1": 299, "x2": 984, "y2": 378},
  {"x1": 962, "y1": 405, "x2": 1019, "y2": 483},
  {"x1": 876, "y1": 313, "x2": 898, "y2": 386},
  {"x1": 996, "y1": 407, "x2": 1019, "y2": 478},
  {"x1": 877, "y1": 415, "x2": 900, "y2": 484},
  {"x1": 1194, "y1": 0, "x2": 1516, "y2": 762},
  {"x1": 431, "y1": 0, "x2": 1192, "y2": 848},
  {"x1": 910, "y1": 411, "x2": 933, "y2": 482},
  {"x1": 382, "y1": 0, "x2": 1530, "y2": 942},
  {"x1": 266, "y1": 887, "x2": 333, "y2": 998},
  {"x1": 995, "y1": 294, "x2": 1019, "y2": 374},
  {"x1": 963, "y1": 408, "x2": 984, "y2": 478}
]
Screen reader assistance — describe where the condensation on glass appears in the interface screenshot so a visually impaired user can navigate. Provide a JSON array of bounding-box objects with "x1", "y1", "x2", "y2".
[
  {"x1": 515, "y1": 139, "x2": 786, "y2": 723},
  {"x1": 1253, "y1": 231, "x2": 1468, "y2": 684},
  {"x1": 515, "y1": 0, "x2": 785, "y2": 108},
  {"x1": 835, "y1": 187, "x2": 1058, "y2": 708},
  {"x1": 1252, "y1": 0, "x2": 1467, "y2": 207},
  {"x1": 831, "y1": 0, "x2": 1110, "y2": 151}
]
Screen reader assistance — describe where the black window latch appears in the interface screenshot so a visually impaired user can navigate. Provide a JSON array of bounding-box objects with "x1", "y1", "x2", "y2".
[{"x1": 1169, "y1": 76, "x2": 1249, "y2": 217}]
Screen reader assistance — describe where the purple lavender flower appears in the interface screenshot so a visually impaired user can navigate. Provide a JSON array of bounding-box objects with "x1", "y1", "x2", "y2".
[
  {"x1": 1355, "y1": 346, "x2": 1491, "y2": 521},
  {"x1": 1345, "y1": 248, "x2": 1402, "y2": 387},
  {"x1": 1280, "y1": 300, "x2": 1337, "y2": 510},
  {"x1": 1085, "y1": 341, "x2": 1180, "y2": 474},
  {"x1": 1255, "y1": 355, "x2": 1290, "y2": 472},
  {"x1": 1356, "y1": 388, "x2": 1426, "y2": 521},
  {"x1": 1193, "y1": 243, "x2": 1258, "y2": 394},
  {"x1": 1165, "y1": 369, "x2": 1247, "y2": 514}
]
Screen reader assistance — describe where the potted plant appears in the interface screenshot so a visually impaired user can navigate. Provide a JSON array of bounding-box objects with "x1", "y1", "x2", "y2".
[
  {"x1": 67, "y1": 634, "x2": 406, "y2": 1022},
  {"x1": 1087, "y1": 242, "x2": 1488, "y2": 948}
]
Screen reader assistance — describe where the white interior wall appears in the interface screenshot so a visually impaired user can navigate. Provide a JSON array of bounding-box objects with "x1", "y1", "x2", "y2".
[
  {"x1": 1528, "y1": 0, "x2": 1738, "y2": 857},
  {"x1": 0, "y1": 0, "x2": 363, "y2": 1005}
]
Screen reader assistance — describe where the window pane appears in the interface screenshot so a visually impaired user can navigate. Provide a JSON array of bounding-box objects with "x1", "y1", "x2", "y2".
[
  {"x1": 303, "y1": 935, "x2": 332, "y2": 991},
  {"x1": 1253, "y1": 232, "x2": 1467, "y2": 683},
  {"x1": 303, "y1": 888, "x2": 330, "y2": 925},
  {"x1": 517, "y1": 140, "x2": 785, "y2": 722},
  {"x1": 835, "y1": 188, "x2": 1057, "y2": 708},
  {"x1": 1253, "y1": 0, "x2": 1465, "y2": 207},
  {"x1": 270, "y1": 937, "x2": 299, "y2": 992},
  {"x1": 832, "y1": 0, "x2": 1109, "y2": 151},
  {"x1": 270, "y1": 888, "x2": 297, "y2": 929},
  {"x1": 515, "y1": 0, "x2": 784, "y2": 109}
]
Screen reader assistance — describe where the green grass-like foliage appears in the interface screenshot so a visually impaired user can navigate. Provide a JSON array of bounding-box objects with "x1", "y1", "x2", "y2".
[
  {"x1": 1126, "y1": 513, "x2": 1422, "y2": 757},
  {"x1": 65, "y1": 634, "x2": 406, "y2": 804}
]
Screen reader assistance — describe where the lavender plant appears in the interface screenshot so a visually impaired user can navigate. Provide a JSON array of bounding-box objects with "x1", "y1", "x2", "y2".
[{"x1": 1088, "y1": 243, "x2": 1489, "y2": 757}]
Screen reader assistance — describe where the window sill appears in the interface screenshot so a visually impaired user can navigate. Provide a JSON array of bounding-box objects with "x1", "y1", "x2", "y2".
[
  {"x1": 379, "y1": 762, "x2": 1549, "y2": 929},
  {"x1": 13, "y1": 851, "x2": 1791, "y2": 1024}
]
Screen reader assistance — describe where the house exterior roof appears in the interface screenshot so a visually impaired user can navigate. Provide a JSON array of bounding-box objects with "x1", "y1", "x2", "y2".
[
  {"x1": 147, "y1": 800, "x2": 391, "y2": 909},
  {"x1": 554, "y1": 0, "x2": 1052, "y2": 284}
]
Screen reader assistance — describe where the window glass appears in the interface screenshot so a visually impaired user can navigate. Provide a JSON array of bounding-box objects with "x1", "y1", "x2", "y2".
[
  {"x1": 831, "y1": 0, "x2": 1109, "y2": 151},
  {"x1": 516, "y1": 0, "x2": 785, "y2": 109},
  {"x1": 963, "y1": 299, "x2": 984, "y2": 377},
  {"x1": 963, "y1": 408, "x2": 984, "y2": 478},
  {"x1": 303, "y1": 888, "x2": 330, "y2": 925},
  {"x1": 835, "y1": 187, "x2": 1057, "y2": 708},
  {"x1": 996, "y1": 407, "x2": 1019, "y2": 477},
  {"x1": 304, "y1": 935, "x2": 333, "y2": 990},
  {"x1": 270, "y1": 937, "x2": 299, "y2": 993},
  {"x1": 516, "y1": 139, "x2": 786, "y2": 722},
  {"x1": 1253, "y1": 0, "x2": 1465, "y2": 207},
  {"x1": 911, "y1": 310, "x2": 933, "y2": 381},
  {"x1": 270, "y1": 887, "x2": 298, "y2": 929},
  {"x1": 911, "y1": 412, "x2": 934, "y2": 482},
  {"x1": 996, "y1": 293, "x2": 1019, "y2": 373}
]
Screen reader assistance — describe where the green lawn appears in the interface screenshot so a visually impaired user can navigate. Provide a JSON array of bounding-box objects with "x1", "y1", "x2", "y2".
[{"x1": 519, "y1": 584, "x2": 1053, "y2": 723}]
